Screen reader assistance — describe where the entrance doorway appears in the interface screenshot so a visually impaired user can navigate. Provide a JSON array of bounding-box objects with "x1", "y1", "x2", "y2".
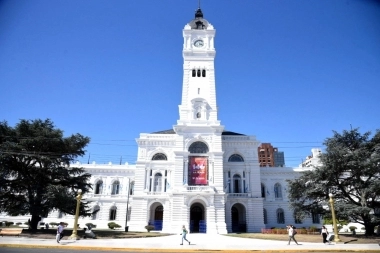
[
  {"x1": 231, "y1": 203, "x2": 246, "y2": 232},
  {"x1": 190, "y1": 203, "x2": 205, "y2": 233},
  {"x1": 149, "y1": 203, "x2": 163, "y2": 231}
]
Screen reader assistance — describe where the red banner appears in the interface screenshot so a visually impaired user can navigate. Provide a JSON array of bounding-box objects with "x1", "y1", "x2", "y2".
[{"x1": 189, "y1": 156, "x2": 208, "y2": 185}]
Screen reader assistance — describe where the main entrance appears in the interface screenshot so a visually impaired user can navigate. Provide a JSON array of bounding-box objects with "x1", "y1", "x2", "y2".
[
  {"x1": 190, "y1": 203, "x2": 206, "y2": 233},
  {"x1": 231, "y1": 203, "x2": 246, "y2": 232},
  {"x1": 149, "y1": 202, "x2": 163, "y2": 231}
]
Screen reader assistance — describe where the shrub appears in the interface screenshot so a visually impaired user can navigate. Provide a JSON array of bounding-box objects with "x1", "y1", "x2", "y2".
[
  {"x1": 85, "y1": 223, "x2": 97, "y2": 229},
  {"x1": 49, "y1": 222, "x2": 59, "y2": 227},
  {"x1": 108, "y1": 222, "x2": 121, "y2": 230},
  {"x1": 309, "y1": 226, "x2": 317, "y2": 232},
  {"x1": 349, "y1": 226, "x2": 357, "y2": 231},
  {"x1": 361, "y1": 227, "x2": 365, "y2": 231},
  {"x1": 5, "y1": 222, "x2": 14, "y2": 227},
  {"x1": 16, "y1": 222, "x2": 22, "y2": 226},
  {"x1": 145, "y1": 225, "x2": 155, "y2": 232}
]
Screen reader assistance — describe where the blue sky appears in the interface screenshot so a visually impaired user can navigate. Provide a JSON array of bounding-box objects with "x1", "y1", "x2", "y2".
[{"x1": 1, "y1": 0, "x2": 379, "y2": 167}]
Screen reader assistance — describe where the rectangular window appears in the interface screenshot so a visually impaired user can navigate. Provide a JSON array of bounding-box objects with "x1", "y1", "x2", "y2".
[{"x1": 312, "y1": 213, "x2": 320, "y2": 224}]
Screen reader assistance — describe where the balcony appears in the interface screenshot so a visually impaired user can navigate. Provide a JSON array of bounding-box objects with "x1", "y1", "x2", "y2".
[
  {"x1": 227, "y1": 193, "x2": 249, "y2": 198},
  {"x1": 146, "y1": 191, "x2": 167, "y2": 195},
  {"x1": 186, "y1": 186, "x2": 214, "y2": 192}
]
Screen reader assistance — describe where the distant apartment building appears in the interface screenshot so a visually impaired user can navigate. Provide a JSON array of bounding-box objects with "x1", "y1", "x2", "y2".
[
  {"x1": 299, "y1": 148, "x2": 322, "y2": 167},
  {"x1": 258, "y1": 143, "x2": 285, "y2": 167}
]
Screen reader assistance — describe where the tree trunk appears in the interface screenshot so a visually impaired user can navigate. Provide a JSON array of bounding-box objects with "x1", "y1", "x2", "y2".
[
  {"x1": 30, "y1": 214, "x2": 41, "y2": 231},
  {"x1": 364, "y1": 223, "x2": 375, "y2": 236}
]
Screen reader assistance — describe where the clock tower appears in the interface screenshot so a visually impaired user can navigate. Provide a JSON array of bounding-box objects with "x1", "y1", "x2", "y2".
[
  {"x1": 171, "y1": 7, "x2": 228, "y2": 234},
  {"x1": 177, "y1": 7, "x2": 219, "y2": 126}
]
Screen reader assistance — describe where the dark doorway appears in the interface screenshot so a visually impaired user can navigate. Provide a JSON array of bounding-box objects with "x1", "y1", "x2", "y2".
[
  {"x1": 153, "y1": 205, "x2": 163, "y2": 231},
  {"x1": 231, "y1": 204, "x2": 246, "y2": 232},
  {"x1": 190, "y1": 203, "x2": 205, "y2": 233}
]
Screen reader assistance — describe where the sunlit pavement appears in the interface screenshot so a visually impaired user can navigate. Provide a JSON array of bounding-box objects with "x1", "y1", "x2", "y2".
[{"x1": 0, "y1": 233, "x2": 379, "y2": 252}]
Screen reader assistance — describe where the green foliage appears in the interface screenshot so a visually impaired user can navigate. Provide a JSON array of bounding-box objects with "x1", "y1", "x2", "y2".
[
  {"x1": 85, "y1": 223, "x2": 96, "y2": 228},
  {"x1": 309, "y1": 226, "x2": 317, "y2": 232},
  {"x1": 5, "y1": 221, "x2": 14, "y2": 227},
  {"x1": 16, "y1": 222, "x2": 22, "y2": 225},
  {"x1": 108, "y1": 222, "x2": 121, "y2": 229},
  {"x1": 145, "y1": 225, "x2": 155, "y2": 232},
  {"x1": 349, "y1": 226, "x2": 357, "y2": 231},
  {"x1": 49, "y1": 222, "x2": 59, "y2": 227},
  {"x1": 0, "y1": 119, "x2": 93, "y2": 230},
  {"x1": 287, "y1": 128, "x2": 380, "y2": 236}
]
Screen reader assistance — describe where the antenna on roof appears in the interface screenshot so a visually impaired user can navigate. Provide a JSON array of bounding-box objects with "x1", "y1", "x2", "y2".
[{"x1": 198, "y1": 0, "x2": 201, "y2": 9}]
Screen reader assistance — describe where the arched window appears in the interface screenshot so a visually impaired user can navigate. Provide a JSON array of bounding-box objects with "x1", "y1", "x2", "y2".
[
  {"x1": 202, "y1": 69, "x2": 206, "y2": 77},
  {"x1": 228, "y1": 154, "x2": 244, "y2": 162},
  {"x1": 152, "y1": 153, "x2": 167, "y2": 160},
  {"x1": 192, "y1": 69, "x2": 196, "y2": 77},
  {"x1": 276, "y1": 208, "x2": 285, "y2": 224},
  {"x1": 92, "y1": 205, "x2": 100, "y2": 220},
  {"x1": 58, "y1": 211, "x2": 63, "y2": 218},
  {"x1": 154, "y1": 173, "x2": 162, "y2": 192},
  {"x1": 197, "y1": 69, "x2": 201, "y2": 77},
  {"x1": 261, "y1": 183, "x2": 266, "y2": 198},
  {"x1": 294, "y1": 211, "x2": 302, "y2": 224},
  {"x1": 95, "y1": 180, "x2": 103, "y2": 194},
  {"x1": 188, "y1": 141, "x2": 208, "y2": 153},
  {"x1": 263, "y1": 209, "x2": 267, "y2": 224},
  {"x1": 274, "y1": 183, "x2": 282, "y2": 199},
  {"x1": 233, "y1": 174, "x2": 241, "y2": 193},
  {"x1": 109, "y1": 206, "x2": 117, "y2": 220},
  {"x1": 111, "y1": 180, "x2": 120, "y2": 195}
]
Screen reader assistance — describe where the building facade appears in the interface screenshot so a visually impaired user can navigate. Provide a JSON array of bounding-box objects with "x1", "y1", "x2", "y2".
[{"x1": 1, "y1": 7, "x2": 321, "y2": 233}]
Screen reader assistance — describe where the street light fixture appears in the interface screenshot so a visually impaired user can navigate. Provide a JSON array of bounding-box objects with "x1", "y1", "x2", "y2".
[
  {"x1": 125, "y1": 178, "x2": 131, "y2": 232},
  {"x1": 69, "y1": 189, "x2": 82, "y2": 240},
  {"x1": 328, "y1": 193, "x2": 341, "y2": 242}
]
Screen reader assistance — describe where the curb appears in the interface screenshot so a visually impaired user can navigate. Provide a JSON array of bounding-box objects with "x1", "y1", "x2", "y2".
[{"x1": 1, "y1": 244, "x2": 380, "y2": 253}]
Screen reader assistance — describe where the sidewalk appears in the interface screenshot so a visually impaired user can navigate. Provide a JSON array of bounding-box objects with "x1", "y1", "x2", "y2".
[{"x1": 0, "y1": 233, "x2": 379, "y2": 252}]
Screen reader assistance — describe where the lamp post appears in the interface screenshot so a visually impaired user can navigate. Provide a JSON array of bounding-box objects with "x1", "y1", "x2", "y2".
[
  {"x1": 125, "y1": 178, "x2": 131, "y2": 232},
  {"x1": 69, "y1": 189, "x2": 82, "y2": 240},
  {"x1": 328, "y1": 193, "x2": 341, "y2": 242}
]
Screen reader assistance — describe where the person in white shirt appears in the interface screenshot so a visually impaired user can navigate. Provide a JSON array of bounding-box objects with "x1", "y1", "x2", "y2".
[
  {"x1": 287, "y1": 225, "x2": 299, "y2": 245},
  {"x1": 56, "y1": 222, "x2": 65, "y2": 243},
  {"x1": 321, "y1": 225, "x2": 329, "y2": 244}
]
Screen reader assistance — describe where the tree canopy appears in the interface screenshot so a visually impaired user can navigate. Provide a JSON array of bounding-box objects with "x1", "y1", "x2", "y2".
[
  {"x1": 287, "y1": 128, "x2": 380, "y2": 235},
  {"x1": 0, "y1": 119, "x2": 93, "y2": 230}
]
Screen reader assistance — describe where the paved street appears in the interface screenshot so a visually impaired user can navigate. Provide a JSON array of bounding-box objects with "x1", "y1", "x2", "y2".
[{"x1": 1, "y1": 233, "x2": 380, "y2": 252}]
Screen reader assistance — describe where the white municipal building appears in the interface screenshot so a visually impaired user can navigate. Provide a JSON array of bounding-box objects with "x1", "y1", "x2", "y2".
[{"x1": 4, "y1": 7, "x2": 322, "y2": 233}]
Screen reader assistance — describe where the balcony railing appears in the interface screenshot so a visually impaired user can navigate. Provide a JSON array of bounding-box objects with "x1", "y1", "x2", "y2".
[
  {"x1": 146, "y1": 192, "x2": 167, "y2": 195},
  {"x1": 186, "y1": 186, "x2": 214, "y2": 192},
  {"x1": 227, "y1": 193, "x2": 249, "y2": 198}
]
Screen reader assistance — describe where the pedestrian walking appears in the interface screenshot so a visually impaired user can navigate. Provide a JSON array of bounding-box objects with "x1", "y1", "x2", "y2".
[
  {"x1": 180, "y1": 225, "x2": 190, "y2": 245},
  {"x1": 56, "y1": 222, "x2": 65, "y2": 243},
  {"x1": 287, "y1": 225, "x2": 299, "y2": 245},
  {"x1": 321, "y1": 225, "x2": 329, "y2": 244}
]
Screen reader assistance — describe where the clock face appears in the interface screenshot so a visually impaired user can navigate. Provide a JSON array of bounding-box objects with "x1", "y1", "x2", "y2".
[{"x1": 193, "y1": 40, "x2": 204, "y2": 48}]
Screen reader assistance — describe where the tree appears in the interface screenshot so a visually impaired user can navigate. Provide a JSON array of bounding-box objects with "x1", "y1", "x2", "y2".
[
  {"x1": 287, "y1": 128, "x2": 380, "y2": 236},
  {"x1": 0, "y1": 119, "x2": 93, "y2": 230}
]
